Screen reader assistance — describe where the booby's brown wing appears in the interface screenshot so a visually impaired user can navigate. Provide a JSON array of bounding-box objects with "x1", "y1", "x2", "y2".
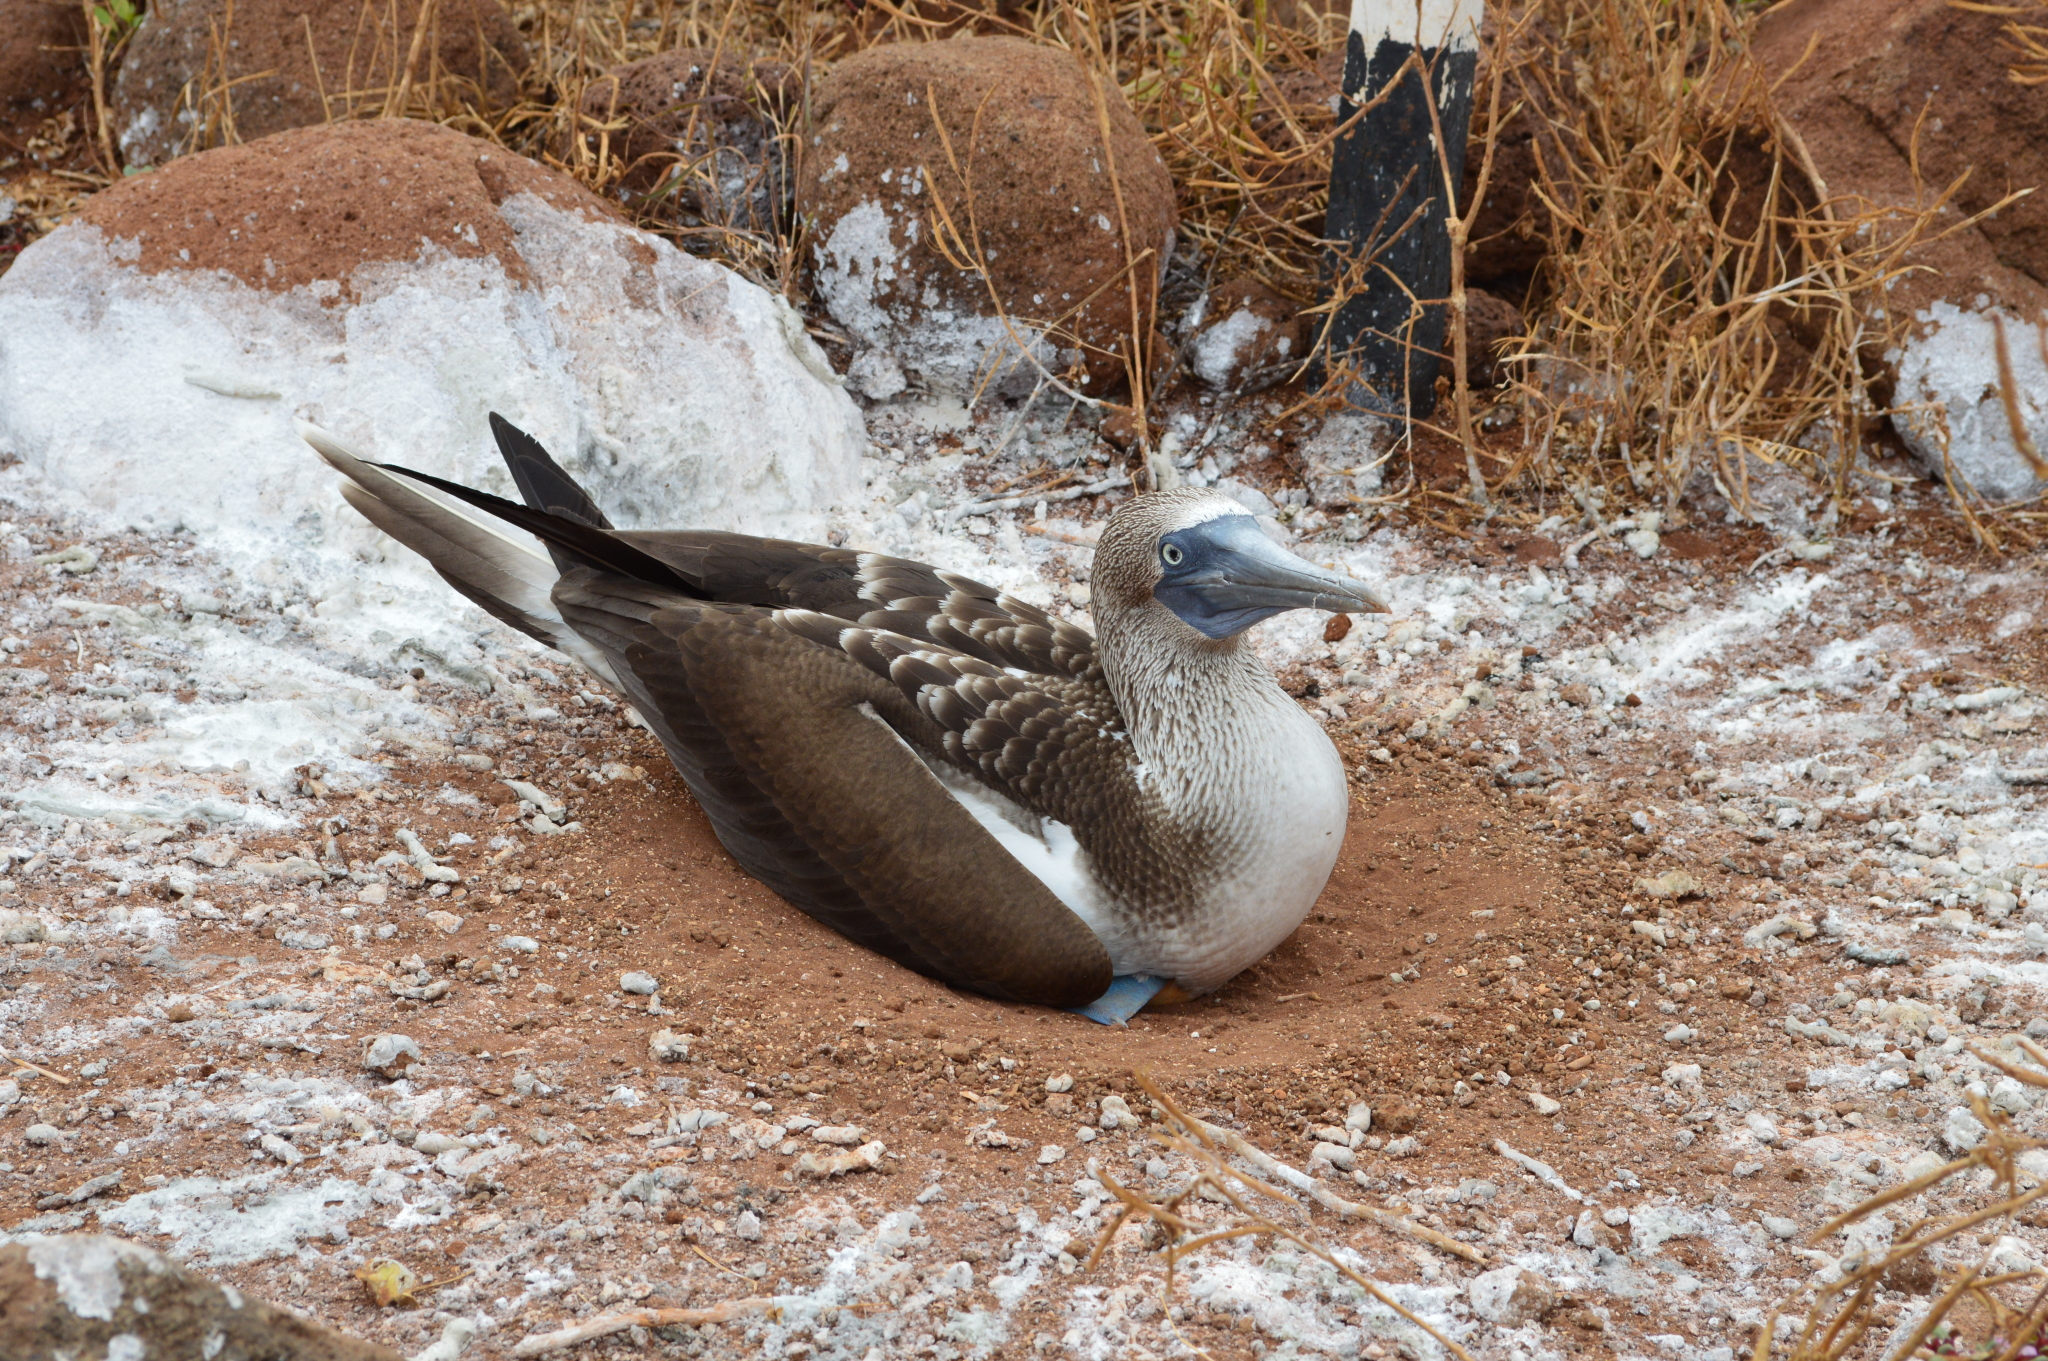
[
  {"x1": 553, "y1": 569, "x2": 1113, "y2": 1006},
  {"x1": 617, "y1": 531, "x2": 1101, "y2": 682}
]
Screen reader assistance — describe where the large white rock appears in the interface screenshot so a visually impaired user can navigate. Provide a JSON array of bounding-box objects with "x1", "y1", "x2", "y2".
[
  {"x1": 0, "y1": 190, "x2": 864, "y2": 562},
  {"x1": 1892, "y1": 300, "x2": 2048, "y2": 503}
]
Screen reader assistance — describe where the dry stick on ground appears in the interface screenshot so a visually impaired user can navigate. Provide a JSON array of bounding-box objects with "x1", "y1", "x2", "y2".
[
  {"x1": 1082, "y1": 1074, "x2": 1480, "y2": 1361},
  {"x1": 0, "y1": 1043, "x2": 75, "y2": 1085},
  {"x1": 507, "y1": 1297, "x2": 794, "y2": 1358}
]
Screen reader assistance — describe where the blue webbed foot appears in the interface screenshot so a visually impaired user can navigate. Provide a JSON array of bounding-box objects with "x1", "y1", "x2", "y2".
[{"x1": 1069, "y1": 974, "x2": 1169, "y2": 1027}]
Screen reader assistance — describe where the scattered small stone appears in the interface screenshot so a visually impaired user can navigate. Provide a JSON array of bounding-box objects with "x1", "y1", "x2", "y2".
[
  {"x1": 1845, "y1": 941, "x2": 1910, "y2": 967},
  {"x1": 1308, "y1": 1141, "x2": 1356, "y2": 1172},
  {"x1": 1635, "y1": 870, "x2": 1702, "y2": 900},
  {"x1": 619, "y1": 971, "x2": 658, "y2": 995},
  {"x1": 1663, "y1": 1024, "x2": 1699, "y2": 1044},
  {"x1": 1037, "y1": 1145, "x2": 1066, "y2": 1165},
  {"x1": 734, "y1": 1210, "x2": 763, "y2": 1241},
  {"x1": 1763, "y1": 1215, "x2": 1800, "y2": 1240},
  {"x1": 1525, "y1": 1092, "x2": 1562, "y2": 1116},
  {"x1": 502, "y1": 935, "x2": 539, "y2": 953},
  {"x1": 361, "y1": 1033, "x2": 422, "y2": 1080},
  {"x1": 258, "y1": 1133, "x2": 303, "y2": 1166},
  {"x1": 812, "y1": 1125, "x2": 865, "y2": 1146},
  {"x1": 412, "y1": 1132, "x2": 467, "y2": 1155},
  {"x1": 1745, "y1": 1111, "x2": 1782, "y2": 1146},
  {"x1": 1630, "y1": 920, "x2": 1669, "y2": 947},
  {"x1": 794, "y1": 1141, "x2": 885, "y2": 1178},
  {"x1": 355, "y1": 883, "x2": 388, "y2": 906},
  {"x1": 34, "y1": 1171, "x2": 121, "y2": 1210},
  {"x1": 165, "y1": 1003, "x2": 196, "y2": 1024},
  {"x1": 275, "y1": 929, "x2": 330, "y2": 951},
  {"x1": 424, "y1": 910, "x2": 463, "y2": 935},
  {"x1": 1733, "y1": 1161, "x2": 1765, "y2": 1178},
  {"x1": 1384, "y1": 1136, "x2": 1421, "y2": 1158},
  {"x1": 1662, "y1": 1063, "x2": 1703, "y2": 1088},
  {"x1": 1601, "y1": 1205, "x2": 1630, "y2": 1227},
  {"x1": 1045, "y1": 1073, "x2": 1074, "y2": 1093},
  {"x1": 501, "y1": 779, "x2": 565, "y2": 822},
  {"x1": 1784, "y1": 1017, "x2": 1857, "y2": 1046},
  {"x1": 1344, "y1": 1102, "x2": 1373, "y2": 1133},
  {"x1": 24, "y1": 1123, "x2": 71, "y2": 1146},
  {"x1": 0, "y1": 908, "x2": 49, "y2": 943},
  {"x1": 1744, "y1": 914, "x2": 1817, "y2": 948},
  {"x1": 1467, "y1": 1266, "x2": 1557, "y2": 1327},
  {"x1": 1098, "y1": 1095, "x2": 1141, "y2": 1131},
  {"x1": 1943, "y1": 1107, "x2": 1987, "y2": 1154}
]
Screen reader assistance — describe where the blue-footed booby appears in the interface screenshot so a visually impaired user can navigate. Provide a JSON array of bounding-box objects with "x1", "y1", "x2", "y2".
[{"x1": 302, "y1": 415, "x2": 1388, "y2": 1024}]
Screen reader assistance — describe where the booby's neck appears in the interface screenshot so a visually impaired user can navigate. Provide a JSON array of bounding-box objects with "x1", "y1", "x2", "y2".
[{"x1": 1094, "y1": 597, "x2": 1307, "y2": 802}]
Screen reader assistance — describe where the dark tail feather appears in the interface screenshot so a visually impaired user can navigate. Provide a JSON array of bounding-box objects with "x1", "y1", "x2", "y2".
[
  {"x1": 372, "y1": 459, "x2": 705, "y2": 600},
  {"x1": 489, "y1": 413, "x2": 615, "y2": 532}
]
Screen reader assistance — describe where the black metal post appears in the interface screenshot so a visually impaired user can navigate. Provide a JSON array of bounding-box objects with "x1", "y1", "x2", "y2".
[{"x1": 1319, "y1": 0, "x2": 1482, "y2": 419}]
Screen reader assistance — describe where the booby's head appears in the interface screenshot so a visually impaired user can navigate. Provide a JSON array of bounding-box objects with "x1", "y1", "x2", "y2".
[{"x1": 1095, "y1": 489, "x2": 1389, "y2": 640}]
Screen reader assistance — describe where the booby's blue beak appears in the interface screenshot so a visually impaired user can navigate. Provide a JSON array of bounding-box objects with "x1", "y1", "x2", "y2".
[{"x1": 1153, "y1": 514, "x2": 1389, "y2": 640}]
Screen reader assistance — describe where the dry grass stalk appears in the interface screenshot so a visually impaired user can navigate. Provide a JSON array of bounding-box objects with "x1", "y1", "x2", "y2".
[
  {"x1": 1078, "y1": 1072, "x2": 1481, "y2": 1360},
  {"x1": 1755, "y1": 1038, "x2": 2048, "y2": 1361}
]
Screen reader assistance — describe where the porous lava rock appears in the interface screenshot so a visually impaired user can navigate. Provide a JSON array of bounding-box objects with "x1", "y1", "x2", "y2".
[
  {"x1": 570, "y1": 47, "x2": 798, "y2": 231},
  {"x1": 798, "y1": 35, "x2": 1177, "y2": 402},
  {"x1": 1750, "y1": 0, "x2": 2048, "y2": 500},
  {"x1": 1185, "y1": 278, "x2": 1305, "y2": 392},
  {"x1": 0, "y1": 119, "x2": 865, "y2": 573},
  {"x1": 0, "y1": 0, "x2": 88, "y2": 138},
  {"x1": 0, "y1": 1234, "x2": 401, "y2": 1360},
  {"x1": 112, "y1": 0, "x2": 528, "y2": 167}
]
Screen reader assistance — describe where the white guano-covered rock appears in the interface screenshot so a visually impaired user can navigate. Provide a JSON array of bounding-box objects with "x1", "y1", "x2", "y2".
[
  {"x1": 1893, "y1": 301, "x2": 2048, "y2": 503},
  {"x1": 1467, "y1": 1266, "x2": 1556, "y2": 1326},
  {"x1": 0, "y1": 121, "x2": 864, "y2": 566},
  {"x1": 360, "y1": 1033, "x2": 421, "y2": 1080}
]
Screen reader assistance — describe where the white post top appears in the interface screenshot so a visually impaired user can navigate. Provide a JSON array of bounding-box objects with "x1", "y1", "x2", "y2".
[{"x1": 1348, "y1": 0, "x2": 1483, "y2": 52}]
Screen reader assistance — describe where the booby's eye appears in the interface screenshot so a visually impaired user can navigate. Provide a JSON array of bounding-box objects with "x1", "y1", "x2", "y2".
[{"x1": 1160, "y1": 542, "x2": 1185, "y2": 567}]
